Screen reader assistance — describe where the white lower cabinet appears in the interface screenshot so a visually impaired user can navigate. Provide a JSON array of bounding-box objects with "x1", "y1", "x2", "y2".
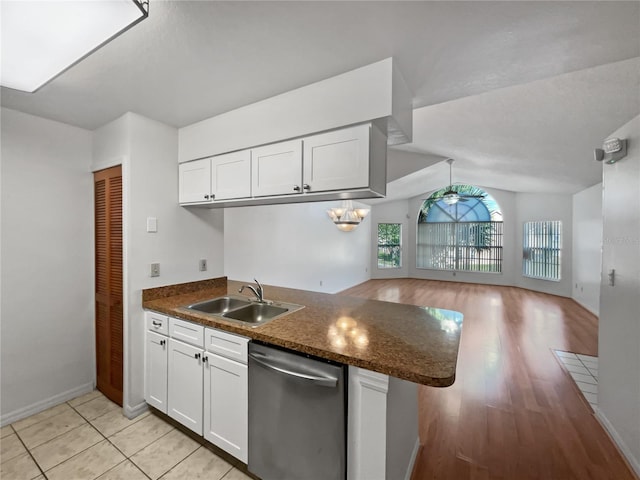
[
  {"x1": 168, "y1": 338, "x2": 204, "y2": 435},
  {"x1": 145, "y1": 330, "x2": 168, "y2": 413},
  {"x1": 144, "y1": 312, "x2": 248, "y2": 463},
  {"x1": 203, "y1": 352, "x2": 248, "y2": 463}
]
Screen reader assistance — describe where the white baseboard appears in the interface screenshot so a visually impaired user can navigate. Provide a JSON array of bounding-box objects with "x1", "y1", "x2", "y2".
[
  {"x1": 595, "y1": 410, "x2": 640, "y2": 477},
  {"x1": 404, "y1": 438, "x2": 421, "y2": 480},
  {"x1": 571, "y1": 296, "x2": 599, "y2": 317},
  {"x1": 124, "y1": 401, "x2": 148, "y2": 420},
  {"x1": 0, "y1": 382, "x2": 94, "y2": 427}
]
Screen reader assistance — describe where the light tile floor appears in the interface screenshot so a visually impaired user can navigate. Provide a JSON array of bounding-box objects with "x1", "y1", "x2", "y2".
[
  {"x1": 0, "y1": 390, "x2": 251, "y2": 480},
  {"x1": 554, "y1": 350, "x2": 599, "y2": 411}
]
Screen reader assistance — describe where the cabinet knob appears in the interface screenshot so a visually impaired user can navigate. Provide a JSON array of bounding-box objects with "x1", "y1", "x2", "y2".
[
  {"x1": 160, "y1": 339, "x2": 165, "y2": 346},
  {"x1": 293, "y1": 185, "x2": 301, "y2": 192},
  {"x1": 204, "y1": 194, "x2": 209, "y2": 199},
  {"x1": 195, "y1": 353, "x2": 201, "y2": 360},
  {"x1": 203, "y1": 356, "x2": 209, "y2": 363},
  {"x1": 303, "y1": 184, "x2": 311, "y2": 191}
]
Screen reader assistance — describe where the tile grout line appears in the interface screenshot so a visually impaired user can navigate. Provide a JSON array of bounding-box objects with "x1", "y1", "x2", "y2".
[
  {"x1": 65, "y1": 399, "x2": 155, "y2": 480},
  {"x1": 11, "y1": 393, "x2": 244, "y2": 480},
  {"x1": 10, "y1": 425, "x2": 47, "y2": 480},
  {"x1": 21, "y1": 396, "x2": 136, "y2": 479},
  {"x1": 26, "y1": 401, "x2": 109, "y2": 477},
  {"x1": 552, "y1": 349, "x2": 599, "y2": 411},
  {"x1": 110, "y1": 425, "x2": 176, "y2": 460},
  {"x1": 157, "y1": 446, "x2": 209, "y2": 480}
]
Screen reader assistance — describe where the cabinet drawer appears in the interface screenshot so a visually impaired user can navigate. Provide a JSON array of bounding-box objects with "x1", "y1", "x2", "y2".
[
  {"x1": 205, "y1": 328, "x2": 249, "y2": 364},
  {"x1": 170, "y1": 317, "x2": 204, "y2": 348},
  {"x1": 146, "y1": 311, "x2": 169, "y2": 336}
]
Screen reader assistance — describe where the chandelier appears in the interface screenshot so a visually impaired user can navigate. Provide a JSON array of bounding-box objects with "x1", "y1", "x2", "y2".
[{"x1": 327, "y1": 200, "x2": 370, "y2": 232}]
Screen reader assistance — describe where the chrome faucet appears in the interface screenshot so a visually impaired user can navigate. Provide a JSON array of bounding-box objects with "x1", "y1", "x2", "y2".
[{"x1": 239, "y1": 278, "x2": 265, "y2": 303}]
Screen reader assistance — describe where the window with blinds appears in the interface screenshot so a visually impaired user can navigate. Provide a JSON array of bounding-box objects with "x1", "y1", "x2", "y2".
[
  {"x1": 417, "y1": 221, "x2": 504, "y2": 272},
  {"x1": 417, "y1": 186, "x2": 504, "y2": 273},
  {"x1": 522, "y1": 220, "x2": 562, "y2": 281}
]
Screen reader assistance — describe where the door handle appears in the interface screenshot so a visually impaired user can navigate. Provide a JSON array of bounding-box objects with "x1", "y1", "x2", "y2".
[{"x1": 249, "y1": 352, "x2": 337, "y2": 387}]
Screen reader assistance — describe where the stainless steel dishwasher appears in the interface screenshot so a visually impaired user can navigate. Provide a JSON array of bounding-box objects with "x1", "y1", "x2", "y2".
[{"x1": 248, "y1": 341, "x2": 346, "y2": 480}]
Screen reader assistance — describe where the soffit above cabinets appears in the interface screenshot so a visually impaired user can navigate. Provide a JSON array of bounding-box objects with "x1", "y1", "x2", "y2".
[{"x1": 178, "y1": 58, "x2": 411, "y2": 164}]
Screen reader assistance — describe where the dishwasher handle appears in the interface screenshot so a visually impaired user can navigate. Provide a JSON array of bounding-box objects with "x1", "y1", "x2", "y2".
[{"x1": 249, "y1": 352, "x2": 338, "y2": 388}]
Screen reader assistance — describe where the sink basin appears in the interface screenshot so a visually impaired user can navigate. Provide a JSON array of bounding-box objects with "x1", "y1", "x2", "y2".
[
  {"x1": 223, "y1": 303, "x2": 289, "y2": 324},
  {"x1": 187, "y1": 296, "x2": 250, "y2": 314},
  {"x1": 184, "y1": 295, "x2": 304, "y2": 327}
]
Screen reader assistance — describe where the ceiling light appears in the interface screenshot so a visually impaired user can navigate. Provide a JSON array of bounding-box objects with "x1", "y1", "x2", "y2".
[
  {"x1": 1, "y1": 0, "x2": 149, "y2": 93},
  {"x1": 327, "y1": 201, "x2": 370, "y2": 232},
  {"x1": 442, "y1": 192, "x2": 460, "y2": 205}
]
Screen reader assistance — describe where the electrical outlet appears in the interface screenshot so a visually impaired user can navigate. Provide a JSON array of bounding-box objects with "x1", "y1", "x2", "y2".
[
  {"x1": 150, "y1": 263, "x2": 160, "y2": 277},
  {"x1": 199, "y1": 259, "x2": 207, "y2": 272}
]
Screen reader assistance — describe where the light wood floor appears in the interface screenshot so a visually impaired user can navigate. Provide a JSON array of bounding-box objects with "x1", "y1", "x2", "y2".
[{"x1": 341, "y1": 279, "x2": 636, "y2": 480}]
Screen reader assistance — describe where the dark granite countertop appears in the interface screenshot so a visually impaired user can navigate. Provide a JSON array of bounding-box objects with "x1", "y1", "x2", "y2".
[{"x1": 142, "y1": 277, "x2": 463, "y2": 387}]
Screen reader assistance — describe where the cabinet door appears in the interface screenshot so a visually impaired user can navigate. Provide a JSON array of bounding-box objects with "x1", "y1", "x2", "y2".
[
  {"x1": 203, "y1": 353, "x2": 248, "y2": 463},
  {"x1": 251, "y1": 140, "x2": 303, "y2": 197},
  {"x1": 179, "y1": 158, "x2": 212, "y2": 204},
  {"x1": 211, "y1": 150, "x2": 251, "y2": 200},
  {"x1": 168, "y1": 339, "x2": 203, "y2": 435},
  {"x1": 303, "y1": 124, "x2": 370, "y2": 193},
  {"x1": 145, "y1": 331, "x2": 168, "y2": 413}
]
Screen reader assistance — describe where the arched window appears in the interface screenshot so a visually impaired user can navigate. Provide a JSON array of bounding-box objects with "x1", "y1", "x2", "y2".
[{"x1": 417, "y1": 185, "x2": 503, "y2": 272}]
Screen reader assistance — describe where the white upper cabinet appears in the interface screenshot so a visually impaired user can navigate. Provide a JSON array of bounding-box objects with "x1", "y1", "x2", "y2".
[
  {"x1": 303, "y1": 124, "x2": 370, "y2": 193},
  {"x1": 179, "y1": 122, "x2": 386, "y2": 207},
  {"x1": 211, "y1": 150, "x2": 251, "y2": 200},
  {"x1": 179, "y1": 158, "x2": 211, "y2": 204},
  {"x1": 251, "y1": 140, "x2": 302, "y2": 197}
]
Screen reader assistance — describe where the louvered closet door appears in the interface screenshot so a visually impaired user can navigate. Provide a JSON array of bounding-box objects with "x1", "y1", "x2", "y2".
[{"x1": 94, "y1": 165, "x2": 123, "y2": 406}]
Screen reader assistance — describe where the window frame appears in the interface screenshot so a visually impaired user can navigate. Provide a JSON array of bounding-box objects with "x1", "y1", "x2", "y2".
[
  {"x1": 377, "y1": 223, "x2": 402, "y2": 269},
  {"x1": 522, "y1": 220, "x2": 562, "y2": 282},
  {"x1": 416, "y1": 186, "x2": 504, "y2": 274}
]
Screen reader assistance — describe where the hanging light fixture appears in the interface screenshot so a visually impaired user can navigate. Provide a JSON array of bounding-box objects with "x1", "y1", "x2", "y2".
[
  {"x1": 441, "y1": 159, "x2": 460, "y2": 205},
  {"x1": 327, "y1": 200, "x2": 370, "y2": 232},
  {"x1": 1, "y1": 0, "x2": 149, "y2": 93}
]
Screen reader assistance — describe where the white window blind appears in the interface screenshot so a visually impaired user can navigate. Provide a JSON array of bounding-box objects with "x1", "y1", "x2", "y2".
[{"x1": 523, "y1": 220, "x2": 562, "y2": 281}]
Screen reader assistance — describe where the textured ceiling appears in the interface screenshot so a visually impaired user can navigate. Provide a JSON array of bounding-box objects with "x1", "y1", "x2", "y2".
[
  {"x1": 1, "y1": 1, "x2": 639, "y2": 196},
  {"x1": 384, "y1": 57, "x2": 640, "y2": 198}
]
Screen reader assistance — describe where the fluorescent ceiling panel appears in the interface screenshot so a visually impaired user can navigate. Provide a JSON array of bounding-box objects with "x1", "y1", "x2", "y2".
[{"x1": 1, "y1": 0, "x2": 147, "y2": 93}]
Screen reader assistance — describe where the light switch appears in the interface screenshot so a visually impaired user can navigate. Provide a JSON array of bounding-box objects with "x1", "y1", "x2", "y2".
[
  {"x1": 150, "y1": 263, "x2": 160, "y2": 277},
  {"x1": 147, "y1": 217, "x2": 157, "y2": 233}
]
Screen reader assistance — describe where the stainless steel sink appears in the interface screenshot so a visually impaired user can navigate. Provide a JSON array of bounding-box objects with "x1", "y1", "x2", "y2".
[
  {"x1": 187, "y1": 296, "x2": 251, "y2": 314},
  {"x1": 223, "y1": 303, "x2": 289, "y2": 324},
  {"x1": 185, "y1": 295, "x2": 303, "y2": 327}
]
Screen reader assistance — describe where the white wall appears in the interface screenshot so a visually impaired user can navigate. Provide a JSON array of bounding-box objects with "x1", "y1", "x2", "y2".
[
  {"x1": 406, "y1": 186, "x2": 518, "y2": 287},
  {"x1": 1, "y1": 108, "x2": 94, "y2": 423},
  {"x1": 372, "y1": 187, "x2": 574, "y2": 298},
  {"x1": 515, "y1": 193, "x2": 573, "y2": 297},
  {"x1": 370, "y1": 200, "x2": 410, "y2": 279},
  {"x1": 224, "y1": 202, "x2": 371, "y2": 294},
  {"x1": 572, "y1": 183, "x2": 603, "y2": 315},
  {"x1": 597, "y1": 115, "x2": 640, "y2": 476},
  {"x1": 179, "y1": 58, "x2": 411, "y2": 162},
  {"x1": 93, "y1": 113, "x2": 225, "y2": 416}
]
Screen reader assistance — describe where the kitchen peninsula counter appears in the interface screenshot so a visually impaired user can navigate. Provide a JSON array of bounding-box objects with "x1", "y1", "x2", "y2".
[{"x1": 142, "y1": 277, "x2": 463, "y2": 388}]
